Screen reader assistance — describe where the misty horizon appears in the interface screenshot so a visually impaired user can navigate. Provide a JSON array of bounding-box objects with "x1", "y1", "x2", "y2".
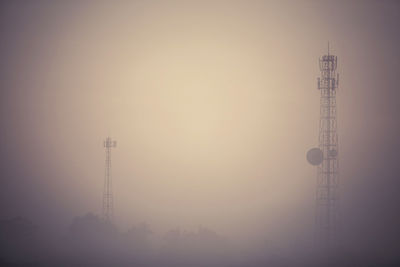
[{"x1": 1, "y1": 0, "x2": 400, "y2": 266}]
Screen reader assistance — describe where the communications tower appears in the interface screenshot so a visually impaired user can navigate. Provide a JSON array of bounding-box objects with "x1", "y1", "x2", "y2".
[
  {"x1": 315, "y1": 46, "x2": 339, "y2": 249},
  {"x1": 103, "y1": 137, "x2": 116, "y2": 222}
]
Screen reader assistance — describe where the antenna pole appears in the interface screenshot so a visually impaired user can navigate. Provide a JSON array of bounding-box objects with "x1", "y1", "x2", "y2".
[
  {"x1": 328, "y1": 41, "x2": 330, "y2": 56},
  {"x1": 316, "y1": 48, "x2": 339, "y2": 251},
  {"x1": 103, "y1": 137, "x2": 116, "y2": 222}
]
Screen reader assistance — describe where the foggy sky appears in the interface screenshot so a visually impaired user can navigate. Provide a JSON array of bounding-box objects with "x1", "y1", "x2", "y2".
[{"x1": 0, "y1": 0, "x2": 400, "y2": 258}]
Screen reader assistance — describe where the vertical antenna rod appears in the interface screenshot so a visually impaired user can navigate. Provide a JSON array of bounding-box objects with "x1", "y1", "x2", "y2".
[
  {"x1": 328, "y1": 41, "x2": 330, "y2": 56},
  {"x1": 103, "y1": 137, "x2": 117, "y2": 222},
  {"x1": 316, "y1": 49, "x2": 339, "y2": 250}
]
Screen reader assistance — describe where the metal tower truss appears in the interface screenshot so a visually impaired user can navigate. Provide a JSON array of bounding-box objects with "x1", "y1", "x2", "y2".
[
  {"x1": 316, "y1": 51, "x2": 339, "y2": 248},
  {"x1": 103, "y1": 137, "x2": 116, "y2": 222}
]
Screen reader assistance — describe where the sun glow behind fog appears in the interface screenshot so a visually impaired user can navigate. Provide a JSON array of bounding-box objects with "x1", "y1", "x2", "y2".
[{"x1": 110, "y1": 34, "x2": 288, "y2": 164}]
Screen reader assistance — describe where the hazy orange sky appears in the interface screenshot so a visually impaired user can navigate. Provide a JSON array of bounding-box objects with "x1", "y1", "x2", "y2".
[{"x1": 1, "y1": 0, "x2": 399, "y2": 251}]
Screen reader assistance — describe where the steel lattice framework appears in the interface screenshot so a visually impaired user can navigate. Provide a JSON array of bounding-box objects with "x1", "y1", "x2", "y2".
[
  {"x1": 103, "y1": 137, "x2": 116, "y2": 222},
  {"x1": 316, "y1": 50, "x2": 339, "y2": 248}
]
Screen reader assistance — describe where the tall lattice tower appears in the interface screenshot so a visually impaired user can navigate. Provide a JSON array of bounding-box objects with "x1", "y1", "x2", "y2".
[
  {"x1": 315, "y1": 46, "x2": 339, "y2": 249},
  {"x1": 103, "y1": 137, "x2": 116, "y2": 222}
]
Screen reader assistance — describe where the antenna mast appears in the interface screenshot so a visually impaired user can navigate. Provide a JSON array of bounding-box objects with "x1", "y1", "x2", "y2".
[
  {"x1": 103, "y1": 137, "x2": 116, "y2": 222},
  {"x1": 316, "y1": 48, "x2": 339, "y2": 249}
]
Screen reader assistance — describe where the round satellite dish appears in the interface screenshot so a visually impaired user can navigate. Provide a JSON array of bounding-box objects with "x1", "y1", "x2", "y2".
[{"x1": 307, "y1": 148, "x2": 323, "y2": 166}]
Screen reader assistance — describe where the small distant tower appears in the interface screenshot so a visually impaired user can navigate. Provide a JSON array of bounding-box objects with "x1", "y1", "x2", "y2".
[
  {"x1": 315, "y1": 45, "x2": 339, "y2": 249},
  {"x1": 103, "y1": 137, "x2": 116, "y2": 222}
]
